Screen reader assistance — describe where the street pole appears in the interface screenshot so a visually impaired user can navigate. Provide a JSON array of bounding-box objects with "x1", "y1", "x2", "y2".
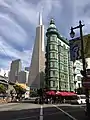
[
  {"x1": 79, "y1": 21, "x2": 89, "y2": 115},
  {"x1": 70, "y1": 20, "x2": 89, "y2": 117}
]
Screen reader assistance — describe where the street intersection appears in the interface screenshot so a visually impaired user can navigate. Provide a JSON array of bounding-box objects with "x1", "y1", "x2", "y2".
[{"x1": 0, "y1": 102, "x2": 88, "y2": 120}]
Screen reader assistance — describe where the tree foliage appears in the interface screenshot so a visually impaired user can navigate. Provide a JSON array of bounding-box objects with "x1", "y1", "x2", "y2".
[
  {"x1": 0, "y1": 84, "x2": 6, "y2": 94},
  {"x1": 14, "y1": 85, "x2": 26, "y2": 99},
  {"x1": 14, "y1": 85, "x2": 26, "y2": 94}
]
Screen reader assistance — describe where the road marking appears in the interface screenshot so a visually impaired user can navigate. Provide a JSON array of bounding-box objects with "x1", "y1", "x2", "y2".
[
  {"x1": 40, "y1": 105, "x2": 43, "y2": 120},
  {"x1": 11, "y1": 115, "x2": 39, "y2": 120},
  {"x1": 53, "y1": 105, "x2": 78, "y2": 120}
]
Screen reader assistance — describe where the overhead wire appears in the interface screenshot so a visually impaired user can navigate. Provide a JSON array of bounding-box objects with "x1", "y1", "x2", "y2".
[{"x1": 0, "y1": 45, "x2": 13, "y2": 61}]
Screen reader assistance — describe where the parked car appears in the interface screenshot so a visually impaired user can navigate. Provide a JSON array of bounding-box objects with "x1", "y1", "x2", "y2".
[{"x1": 71, "y1": 95, "x2": 86, "y2": 104}]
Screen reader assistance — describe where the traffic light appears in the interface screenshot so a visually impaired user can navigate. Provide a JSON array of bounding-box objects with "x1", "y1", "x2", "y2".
[{"x1": 80, "y1": 70, "x2": 86, "y2": 77}]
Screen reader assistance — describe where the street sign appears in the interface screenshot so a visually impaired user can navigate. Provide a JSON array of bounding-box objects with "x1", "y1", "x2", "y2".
[{"x1": 82, "y1": 77, "x2": 90, "y2": 89}]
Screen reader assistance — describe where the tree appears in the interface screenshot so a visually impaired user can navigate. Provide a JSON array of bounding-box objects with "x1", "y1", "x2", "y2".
[
  {"x1": 14, "y1": 85, "x2": 26, "y2": 100},
  {"x1": 0, "y1": 84, "x2": 6, "y2": 94}
]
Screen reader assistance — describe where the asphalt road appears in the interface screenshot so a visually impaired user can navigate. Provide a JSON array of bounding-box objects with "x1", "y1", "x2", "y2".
[
  {"x1": 43, "y1": 105, "x2": 87, "y2": 120},
  {"x1": 0, "y1": 103, "x2": 89, "y2": 120}
]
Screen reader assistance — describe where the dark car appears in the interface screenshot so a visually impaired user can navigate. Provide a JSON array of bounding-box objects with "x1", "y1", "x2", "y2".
[{"x1": 34, "y1": 97, "x2": 45, "y2": 104}]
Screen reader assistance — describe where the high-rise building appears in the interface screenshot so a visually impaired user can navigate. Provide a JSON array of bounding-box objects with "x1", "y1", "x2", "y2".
[
  {"x1": 18, "y1": 70, "x2": 29, "y2": 84},
  {"x1": 45, "y1": 19, "x2": 74, "y2": 91},
  {"x1": 9, "y1": 59, "x2": 22, "y2": 83},
  {"x1": 28, "y1": 12, "x2": 45, "y2": 89}
]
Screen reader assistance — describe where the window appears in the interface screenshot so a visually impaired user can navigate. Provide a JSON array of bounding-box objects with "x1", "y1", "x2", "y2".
[
  {"x1": 50, "y1": 36, "x2": 57, "y2": 42},
  {"x1": 52, "y1": 62, "x2": 54, "y2": 67},
  {"x1": 77, "y1": 76, "x2": 81, "y2": 81},
  {"x1": 52, "y1": 52, "x2": 54, "y2": 57},
  {"x1": 50, "y1": 45, "x2": 52, "y2": 49},
  {"x1": 63, "y1": 45, "x2": 66, "y2": 49},
  {"x1": 52, "y1": 44, "x2": 55, "y2": 49},
  {"x1": 78, "y1": 83, "x2": 80, "y2": 88},
  {"x1": 58, "y1": 45, "x2": 61, "y2": 52},
  {"x1": 64, "y1": 67, "x2": 67, "y2": 72},
  {"x1": 61, "y1": 47, "x2": 63, "y2": 53},
  {"x1": 50, "y1": 62, "x2": 58, "y2": 68},
  {"x1": 53, "y1": 71, "x2": 55, "y2": 76},
  {"x1": 60, "y1": 64, "x2": 64, "y2": 70},
  {"x1": 51, "y1": 52, "x2": 57, "y2": 58},
  {"x1": 53, "y1": 81, "x2": 55, "y2": 87},
  {"x1": 60, "y1": 55, "x2": 63, "y2": 62},
  {"x1": 55, "y1": 45, "x2": 57, "y2": 50},
  {"x1": 52, "y1": 36, "x2": 56, "y2": 41}
]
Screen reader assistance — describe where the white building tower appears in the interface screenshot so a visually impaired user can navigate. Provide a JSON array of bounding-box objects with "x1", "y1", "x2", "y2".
[{"x1": 28, "y1": 12, "x2": 45, "y2": 89}]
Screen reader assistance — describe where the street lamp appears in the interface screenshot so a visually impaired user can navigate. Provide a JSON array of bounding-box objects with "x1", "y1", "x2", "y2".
[
  {"x1": 70, "y1": 27, "x2": 75, "y2": 38},
  {"x1": 70, "y1": 20, "x2": 90, "y2": 117}
]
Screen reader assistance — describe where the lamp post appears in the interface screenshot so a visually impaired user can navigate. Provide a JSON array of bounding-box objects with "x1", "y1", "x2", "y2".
[
  {"x1": 74, "y1": 73, "x2": 77, "y2": 93},
  {"x1": 73, "y1": 65, "x2": 77, "y2": 93},
  {"x1": 70, "y1": 20, "x2": 89, "y2": 116}
]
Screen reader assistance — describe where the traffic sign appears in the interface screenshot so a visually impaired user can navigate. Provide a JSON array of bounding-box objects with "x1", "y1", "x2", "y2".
[{"x1": 82, "y1": 77, "x2": 90, "y2": 89}]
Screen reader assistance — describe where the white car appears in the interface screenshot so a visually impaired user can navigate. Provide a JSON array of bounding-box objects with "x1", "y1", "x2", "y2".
[{"x1": 71, "y1": 95, "x2": 86, "y2": 104}]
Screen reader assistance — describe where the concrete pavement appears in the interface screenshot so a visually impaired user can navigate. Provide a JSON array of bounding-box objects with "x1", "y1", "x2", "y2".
[{"x1": 0, "y1": 103, "x2": 88, "y2": 120}]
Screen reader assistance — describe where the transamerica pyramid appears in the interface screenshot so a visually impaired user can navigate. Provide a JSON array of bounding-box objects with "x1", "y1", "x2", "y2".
[{"x1": 28, "y1": 12, "x2": 45, "y2": 89}]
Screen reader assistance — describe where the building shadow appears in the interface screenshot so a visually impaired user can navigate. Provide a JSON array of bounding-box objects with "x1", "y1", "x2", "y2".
[{"x1": 0, "y1": 107, "x2": 40, "y2": 120}]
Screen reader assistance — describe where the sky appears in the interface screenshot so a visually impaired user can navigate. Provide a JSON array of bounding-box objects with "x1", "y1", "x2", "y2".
[{"x1": 0, "y1": 0, "x2": 90, "y2": 70}]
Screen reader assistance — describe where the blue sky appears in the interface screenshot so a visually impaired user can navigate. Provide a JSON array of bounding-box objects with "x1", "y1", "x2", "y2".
[{"x1": 0, "y1": 0, "x2": 90, "y2": 70}]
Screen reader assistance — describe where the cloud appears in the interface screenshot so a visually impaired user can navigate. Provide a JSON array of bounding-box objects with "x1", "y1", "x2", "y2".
[
  {"x1": 0, "y1": 0, "x2": 90, "y2": 70},
  {"x1": 0, "y1": 36, "x2": 32, "y2": 69},
  {"x1": 69, "y1": 0, "x2": 90, "y2": 36},
  {"x1": 0, "y1": 0, "x2": 62, "y2": 70}
]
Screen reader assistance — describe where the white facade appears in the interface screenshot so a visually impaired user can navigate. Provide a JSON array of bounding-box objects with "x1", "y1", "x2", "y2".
[
  {"x1": 86, "y1": 58, "x2": 90, "y2": 69},
  {"x1": 28, "y1": 13, "x2": 45, "y2": 89},
  {"x1": 18, "y1": 71, "x2": 29, "y2": 84},
  {"x1": 73, "y1": 60, "x2": 83, "y2": 89}
]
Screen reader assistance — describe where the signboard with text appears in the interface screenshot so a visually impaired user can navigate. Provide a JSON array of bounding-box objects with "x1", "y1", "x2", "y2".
[{"x1": 69, "y1": 34, "x2": 90, "y2": 61}]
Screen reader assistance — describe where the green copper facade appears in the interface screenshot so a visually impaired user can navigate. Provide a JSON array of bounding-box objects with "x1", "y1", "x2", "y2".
[{"x1": 45, "y1": 19, "x2": 74, "y2": 91}]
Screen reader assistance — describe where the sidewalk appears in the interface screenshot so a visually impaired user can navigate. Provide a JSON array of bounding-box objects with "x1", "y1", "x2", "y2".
[
  {"x1": 0, "y1": 99, "x2": 7, "y2": 104},
  {"x1": 0, "y1": 102, "x2": 19, "y2": 107}
]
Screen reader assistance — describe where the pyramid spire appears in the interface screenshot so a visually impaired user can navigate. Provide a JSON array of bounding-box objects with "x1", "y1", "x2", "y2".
[{"x1": 39, "y1": 11, "x2": 42, "y2": 25}]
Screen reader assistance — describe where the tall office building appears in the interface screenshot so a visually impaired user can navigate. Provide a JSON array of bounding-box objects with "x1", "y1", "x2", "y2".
[
  {"x1": 28, "y1": 12, "x2": 45, "y2": 89},
  {"x1": 18, "y1": 71, "x2": 29, "y2": 84},
  {"x1": 45, "y1": 19, "x2": 74, "y2": 91},
  {"x1": 9, "y1": 59, "x2": 22, "y2": 83}
]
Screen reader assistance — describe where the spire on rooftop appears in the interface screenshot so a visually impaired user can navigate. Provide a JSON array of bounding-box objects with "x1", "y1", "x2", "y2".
[
  {"x1": 50, "y1": 18, "x2": 55, "y2": 25},
  {"x1": 39, "y1": 11, "x2": 43, "y2": 25}
]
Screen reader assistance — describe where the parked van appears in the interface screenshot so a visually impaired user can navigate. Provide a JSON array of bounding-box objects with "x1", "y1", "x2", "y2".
[{"x1": 71, "y1": 94, "x2": 86, "y2": 104}]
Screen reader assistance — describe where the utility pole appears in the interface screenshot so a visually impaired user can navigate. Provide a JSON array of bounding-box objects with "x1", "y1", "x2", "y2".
[{"x1": 70, "y1": 20, "x2": 90, "y2": 117}]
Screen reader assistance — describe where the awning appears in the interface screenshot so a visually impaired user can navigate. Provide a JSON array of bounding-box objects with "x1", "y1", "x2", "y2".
[
  {"x1": 56, "y1": 92, "x2": 68, "y2": 96},
  {"x1": 56, "y1": 91, "x2": 77, "y2": 96},
  {"x1": 67, "y1": 92, "x2": 77, "y2": 96},
  {"x1": 46, "y1": 91, "x2": 56, "y2": 96}
]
